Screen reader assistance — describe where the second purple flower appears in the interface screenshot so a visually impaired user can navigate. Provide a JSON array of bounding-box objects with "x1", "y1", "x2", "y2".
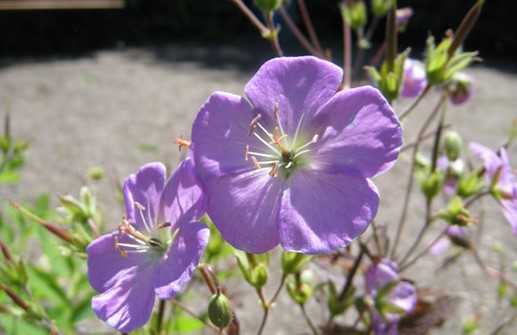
[{"x1": 191, "y1": 56, "x2": 403, "y2": 254}]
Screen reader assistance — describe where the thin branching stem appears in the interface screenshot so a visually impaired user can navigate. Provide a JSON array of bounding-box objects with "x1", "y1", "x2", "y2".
[
  {"x1": 472, "y1": 248, "x2": 517, "y2": 290},
  {"x1": 278, "y1": 6, "x2": 323, "y2": 57},
  {"x1": 297, "y1": 0, "x2": 323, "y2": 55},
  {"x1": 390, "y1": 94, "x2": 446, "y2": 260},
  {"x1": 340, "y1": 0, "x2": 352, "y2": 91},
  {"x1": 399, "y1": 225, "x2": 448, "y2": 272},
  {"x1": 265, "y1": 11, "x2": 284, "y2": 57},
  {"x1": 300, "y1": 304, "x2": 319, "y2": 335},
  {"x1": 398, "y1": 84, "x2": 432, "y2": 120},
  {"x1": 230, "y1": 0, "x2": 268, "y2": 36},
  {"x1": 170, "y1": 299, "x2": 221, "y2": 333}
]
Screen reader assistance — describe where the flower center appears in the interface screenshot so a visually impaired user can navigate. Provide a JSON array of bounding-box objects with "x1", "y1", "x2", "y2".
[
  {"x1": 114, "y1": 201, "x2": 172, "y2": 259},
  {"x1": 245, "y1": 103, "x2": 318, "y2": 178}
]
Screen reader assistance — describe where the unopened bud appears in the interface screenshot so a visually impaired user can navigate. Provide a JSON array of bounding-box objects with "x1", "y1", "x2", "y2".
[
  {"x1": 443, "y1": 131, "x2": 463, "y2": 161},
  {"x1": 250, "y1": 263, "x2": 268, "y2": 289},
  {"x1": 281, "y1": 251, "x2": 311, "y2": 274},
  {"x1": 208, "y1": 293, "x2": 233, "y2": 330},
  {"x1": 254, "y1": 0, "x2": 282, "y2": 12}
]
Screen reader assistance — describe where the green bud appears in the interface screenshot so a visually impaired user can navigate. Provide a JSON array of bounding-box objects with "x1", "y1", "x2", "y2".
[
  {"x1": 417, "y1": 170, "x2": 444, "y2": 200},
  {"x1": 88, "y1": 166, "x2": 104, "y2": 181},
  {"x1": 371, "y1": 0, "x2": 392, "y2": 17},
  {"x1": 250, "y1": 263, "x2": 268, "y2": 289},
  {"x1": 443, "y1": 131, "x2": 462, "y2": 162},
  {"x1": 497, "y1": 283, "x2": 508, "y2": 298},
  {"x1": 254, "y1": 0, "x2": 282, "y2": 12},
  {"x1": 457, "y1": 172, "x2": 484, "y2": 198},
  {"x1": 287, "y1": 280, "x2": 312, "y2": 305},
  {"x1": 208, "y1": 293, "x2": 233, "y2": 330},
  {"x1": 462, "y1": 315, "x2": 480, "y2": 334},
  {"x1": 438, "y1": 196, "x2": 472, "y2": 226},
  {"x1": 281, "y1": 251, "x2": 311, "y2": 274},
  {"x1": 341, "y1": 1, "x2": 367, "y2": 31}
]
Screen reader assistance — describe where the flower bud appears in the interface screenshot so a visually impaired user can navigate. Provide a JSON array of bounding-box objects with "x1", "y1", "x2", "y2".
[
  {"x1": 443, "y1": 131, "x2": 463, "y2": 161},
  {"x1": 281, "y1": 251, "x2": 311, "y2": 274},
  {"x1": 250, "y1": 263, "x2": 268, "y2": 289},
  {"x1": 448, "y1": 72, "x2": 474, "y2": 105},
  {"x1": 396, "y1": 7, "x2": 413, "y2": 31},
  {"x1": 417, "y1": 170, "x2": 444, "y2": 200},
  {"x1": 254, "y1": 0, "x2": 282, "y2": 12},
  {"x1": 208, "y1": 293, "x2": 233, "y2": 330},
  {"x1": 341, "y1": 1, "x2": 367, "y2": 31},
  {"x1": 371, "y1": 0, "x2": 392, "y2": 17}
]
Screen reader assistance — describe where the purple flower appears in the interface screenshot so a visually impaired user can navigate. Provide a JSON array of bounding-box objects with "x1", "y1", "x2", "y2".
[
  {"x1": 401, "y1": 59, "x2": 427, "y2": 98},
  {"x1": 396, "y1": 7, "x2": 413, "y2": 29},
  {"x1": 365, "y1": 259, "x2": 417, "y2": 335},
  {"x1": 429, "y1": 226, "x2": 470, "y2": 254},
  {"x1": 87, "y1": 159, "x2": 209, "y2": 332},
  {"x1": 191, "y1": 56, "x2": 402, "y2": 254},
  {"x1": 470, "y1": 142, "x2": 517, "y2": 234},
  {"x1": 449, "y1": 72, "x2": 474, "y2": 105}
]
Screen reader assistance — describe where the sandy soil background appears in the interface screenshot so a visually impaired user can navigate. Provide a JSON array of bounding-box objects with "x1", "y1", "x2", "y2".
[{"x1": 1, "y1": 42, "x2": 517, "y2": 334}]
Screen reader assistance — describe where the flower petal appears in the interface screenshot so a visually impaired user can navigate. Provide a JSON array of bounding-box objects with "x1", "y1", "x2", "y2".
[
  {"x1": 278, "y1": 170, "x2": 379, "y2": 253},
  {"x1": 206, "y1": 169, "x2": 283, "y2": 253},
  {"x1": 244, "y1": 56, "x2": 343, "y2": 135},
  {"x1": 154, "y1": 222, "x2": 210, "y2": 299},
  {"x1": 158, "y1": 158, "x2": 207, "y2": 229},
  {"x1": 469, "y1": 142, "x2": 501, "y2": 181},
  {"x1": 123, "y1": 162, "x2": 166, "y2": 232},
  {"x1": 87, "y1": 233, "x2": 150, "y2": 293},
  {"x1": 191, "y1": 91, "x2": 264, "y2": 181},
  {"x1": 310, "y1": 86, "x2": 402, "y2": 178},
  {"x1": 91, "y1": 262, "x2": 157, "y2": 333},
  {"x1": 501, "y1": 199, "x2": 517, "y2": 235}
]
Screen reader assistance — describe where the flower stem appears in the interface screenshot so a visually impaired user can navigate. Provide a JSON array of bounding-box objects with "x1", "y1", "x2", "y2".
[
  {"x1": 399, "y1": 225, "x2": 448, "y2": 272},
  {"x1": 390, "y1": 94, "x2": 446, "y2": 260},
  {"x1": 170, "y1": 299, "x2": 221, "y2": 333},
  {"x1": 296, "y1": 0, "x2": 323, "y2": 56},
  {"x1": 200, "y1": 264, "x2": 219, "y2": 295},
  {"x1": 277, "y1": 6, "x2": 323, "y2": 58},
  {"x1": 398, "y1": 84, "x2": 432, "y2": 120},
  {"x1": 155, "y1": 299, "x2": 166, "y2": 335},
  {"x1": 265, "y1": 11, "x2": 284, "y2": 57},
  {"x1": 472, "y1": 248, "x2": 517, "y2": 290},
  {"x1": 300, "y1": 304, "x2": 319, "y2": 335},
  {"x1": 255, "y1": 274, "x2": 287, "y2": 335},
  {"x1": 230, "y1": 0, "x2": 269, "y2": 36}
]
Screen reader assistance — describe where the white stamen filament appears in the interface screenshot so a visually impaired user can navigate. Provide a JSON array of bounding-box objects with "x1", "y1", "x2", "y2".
[
  {"x1": 116, "y1": 242, "x2": 150, "y2": 250},
  {"x1": 253, "y1": 131, "x2": 281, "y2": 155},
  {"x1": 247, "y1": 150, "x2": 277, "y2": 159},
  {"x1": 135, "y1": 201, "x2": 153, "y2": 234}
]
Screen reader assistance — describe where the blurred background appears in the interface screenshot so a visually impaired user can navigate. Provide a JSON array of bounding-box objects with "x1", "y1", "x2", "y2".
[{"x1": 0, "y1": 0, "x2": 515, "y2": 59}]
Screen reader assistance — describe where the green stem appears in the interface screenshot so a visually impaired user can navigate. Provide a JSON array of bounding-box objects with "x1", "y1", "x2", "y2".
[
  {"x1": 155, "y1": 299, "x2": 166, "y2": 335},
  {"x1": 340, "y1": 0, "x2": 352, "y2": 91},
  {"x1": 300, "y1": 304, "x2": 319, "y2": 335},
  {"x1": 390, "y1": 94, "x2": 445, "y2": 260},
  {"x1": 398, "y1": 83, "x2": 432, "y2": 120},
  {"x1": 278, "y1": 6, "x2": 323, "y2": 57},
  {"x1": 297, "y1": 0, "x2": 323, "y2": 55},
  {"x1": 265, "y1": 11, "x2": 284, "y2": 57}
]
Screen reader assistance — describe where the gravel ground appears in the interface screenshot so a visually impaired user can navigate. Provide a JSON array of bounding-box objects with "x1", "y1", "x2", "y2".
[{"x1": 1, "y1": 42, "x2": 517, "y2": 334}]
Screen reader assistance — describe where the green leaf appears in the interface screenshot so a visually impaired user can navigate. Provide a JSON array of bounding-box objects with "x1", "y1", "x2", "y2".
[
  {"x1": 172, "y1": 313, "x2": 206, "y2": 332},
  {"x1": 28, "y1": 267, "x2": 69, "y2": 307},
  {"x1": 70, "y1": 296, "x2": 94, "y2": 324},
  {"x1": 0, "y1": 315, "x2": 48, "y2": 335}
]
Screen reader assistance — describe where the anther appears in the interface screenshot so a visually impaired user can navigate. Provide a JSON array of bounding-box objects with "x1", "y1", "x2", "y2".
[
  {"x1": 119, "y1": 247, "x2": 128, "y2": 258},
  {"x1": 274, "y1": 103, "x2": 280, "y2": 120},
  {"x1": 248, "y1": 114, "x2": 262, "y2": 137},
  {"x1": 174, "y1": 135, "x2": 191, "y2": 151},
  {"x1": 269, "y1": 163, "x2": 280, "y2": 178},
  {"x1": 114, "y1": 235, "x2": 119, "y2": 250},
  {"x1": 311, "y1": 134, "x2": 319, "y2": 143},
  {"x1": 134, "y1": 201, "x2": 146, "y2": 211},
  {"x1": 251, "y1": 156, "x2": 261, "y2": 169},
  {"x1": 157, "y1": 222, "x2": 171, "y2": 229},
  {"x1": 244, "y1": 145, "x2": 249, "y2": 161}
]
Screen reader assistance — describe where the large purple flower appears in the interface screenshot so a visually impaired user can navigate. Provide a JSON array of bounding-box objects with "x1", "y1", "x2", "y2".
[
  {"x1": 470, "y1": 142, "x2": 517, "y2": 234},
  {"x1": 365, "y1": 259, "x2": 417, "y2": 335},
  {"x1": 87, "y1": 159, "x2": 209, "y2": 332},
  {"x1": 191, "y1": 56, "x2": 402, "y2": 254}
]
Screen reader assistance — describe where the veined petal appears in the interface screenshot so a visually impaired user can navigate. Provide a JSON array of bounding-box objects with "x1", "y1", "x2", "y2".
[
  {"x1": 206, "y1": 169, "x2": 283, "y2": 253},
  {"x1": 279, "y1": 170, "x2": 379, "y2": 253},
  {"x1": 123, "y1": 162, "x2": 166, "y2": 232},
  {"x1": 310, "y1": 86, "x2": 402, "y2": 178},
  {"x1": 158, "y1": 158, "x2": 207, "y2": 229},
  {"x1": 191, "y1": 92, "x2": 263, "y2": 181},
  {"x1": 154, "y1": 222, "x2": 210, "y2": 299},
  {"x1": 87, "y1": 233, "x2": 151, "y2": 293},
  {"x1": 245, "y1": 56, "x2": 343, "y2": 135},
  {"x1": 91, "y1": 262, "x2": 157, "y2": 333}
]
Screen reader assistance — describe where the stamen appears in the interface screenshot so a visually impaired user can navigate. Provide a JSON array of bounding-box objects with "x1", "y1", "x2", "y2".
[
  {"x1": 292, "y1": 113, "x2": 306, "y2": 148},
  {"x1": 244, "y1": 145, "x2": 249, "y2": 161},
  {"x1": 119, "y1": 247, "x2": 127, "y2": 258},
  {"x1": 285, "y1": 161, "x2": 293, "y2": 169},
  {"x1": 253, "y1": 132, "x2": 281, "y2": 155},
  {"x1": 269, "y1": 163, "x2": 280, "y2": 178},
  {"x1": 134, "y1": 202, "x2": 146, "y2": 211},
  {"x1": 294, "y1": 134, "x2": 319, "y2": 153},
  {"x1": 251, "y1": 156, "x2": 262, "y2": 169},
  {"x1": 157, "y1": 222, "x2": 171, "y2": 229},
  {"x1": 134, "y1": 201, "x2": 153, "y2": 234},
  {"x1": 248, "y1": 114, "x2": 262, "y2": 136},
  {"x1": 274, "y1": 103, "x2": 279, "y2": 120},
  {"x1": 174, "y1": 135, "x2": 190, "y2": 151},
  {"x1": 114, "y1": 235, "x2": 119, "y2": 250},
  {"x1": 247, "y1": 150, "x2": 277, "y2": 159},
  {"x1": 274, "y1": 103, "x2": 287, "y2": 140},
  {"x1": 116, "y1": 242, "x2": 150, "y2": 250}
]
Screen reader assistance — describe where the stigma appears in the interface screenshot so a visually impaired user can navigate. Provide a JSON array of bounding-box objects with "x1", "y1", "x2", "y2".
[{"x1": 245, "y1": 103, "x2": 318, "y2": 178}]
